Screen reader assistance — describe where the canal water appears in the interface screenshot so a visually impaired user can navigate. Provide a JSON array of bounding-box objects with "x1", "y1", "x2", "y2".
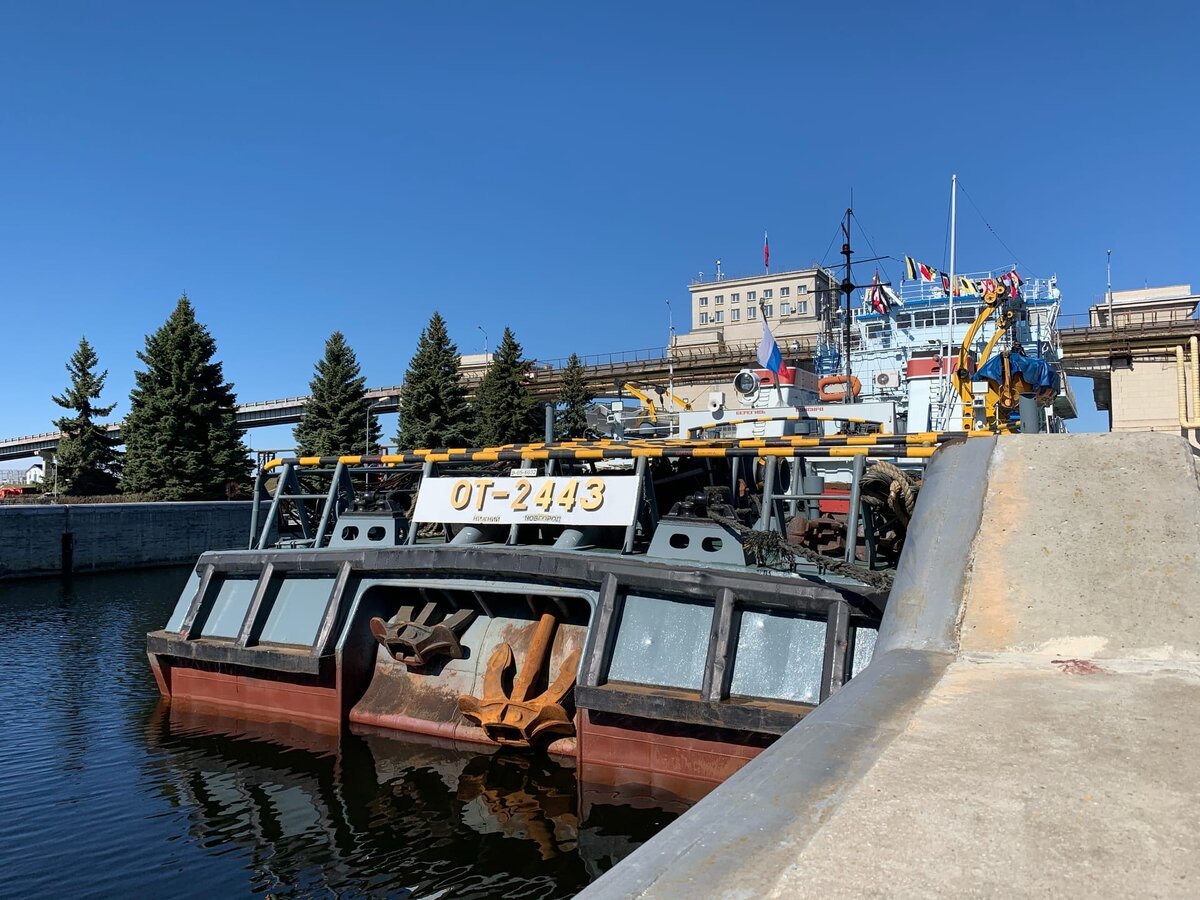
[{"x1": 0, "y1": 568, "x2": 684, "y2": 898}]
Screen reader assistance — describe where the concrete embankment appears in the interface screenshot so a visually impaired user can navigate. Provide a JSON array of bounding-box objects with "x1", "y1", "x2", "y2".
[
  {"x1": 0, "y1": 502, "x2": 261, "y2": 579},
  {"x1": 587, "y1": 433, "x2": 1200, "y2": 898}
]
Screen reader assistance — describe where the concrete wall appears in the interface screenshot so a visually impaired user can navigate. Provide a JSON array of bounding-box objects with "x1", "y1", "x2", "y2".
[
  {"x1": 0, "y1": 501, "x2": 259, "y2": 580},
  {"x1": 587, "y1": 433, "x2": 1200, "y2": 898},
  {"x1": 1110, "y1": 357, "x2": 1195, "y2": 433}
]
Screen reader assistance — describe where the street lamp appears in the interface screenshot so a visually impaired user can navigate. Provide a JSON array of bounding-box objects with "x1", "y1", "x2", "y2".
[
  {"x1": 477, "y1": 325, "x2": 489, "y2": 363},
  {"x1": 366, "y1": 396, "x2": 392, "y2": 456}
]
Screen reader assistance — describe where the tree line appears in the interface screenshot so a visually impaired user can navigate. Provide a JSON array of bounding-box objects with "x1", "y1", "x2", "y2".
[{"x1": 50, "y1": 300, "x2": 593, "y2": 499}]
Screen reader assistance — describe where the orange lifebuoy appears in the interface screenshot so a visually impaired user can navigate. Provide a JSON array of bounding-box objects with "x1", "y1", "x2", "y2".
[{"x1": 817, "y1": 375, "x2": 862, "y2": 402}]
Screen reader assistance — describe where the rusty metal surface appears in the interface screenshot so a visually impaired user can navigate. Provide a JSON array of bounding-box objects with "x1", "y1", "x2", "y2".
[
  {"x1": 369, "y1": 603, "x2": 474, "y2": 668},
  {"x1": 459, "y1": 612, "x2": 583, "y2": 749}
]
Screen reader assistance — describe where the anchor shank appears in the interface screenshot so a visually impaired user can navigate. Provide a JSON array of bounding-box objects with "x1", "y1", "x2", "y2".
[{"x1": 510, "y1": 612, "x2": 556, "y2": 702}]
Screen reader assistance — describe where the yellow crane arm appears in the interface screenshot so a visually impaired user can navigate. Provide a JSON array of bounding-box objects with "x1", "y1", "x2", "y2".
[{"x1": 621, "y1": 383, "x2": 659, "y2": 424}]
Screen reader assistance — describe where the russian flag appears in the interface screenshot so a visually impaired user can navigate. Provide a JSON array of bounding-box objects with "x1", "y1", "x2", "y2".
[
  {"x1": 763, "y1": 231, "x2": 770, "y2": 270},
  {"x1": 757, "y1": 315, "x2": 783, "y2": 373}
]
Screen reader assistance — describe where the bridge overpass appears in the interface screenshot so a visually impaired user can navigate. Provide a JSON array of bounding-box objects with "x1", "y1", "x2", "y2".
[{"x1": 0, "y1": 337, "x2": 789, "y2": 463}]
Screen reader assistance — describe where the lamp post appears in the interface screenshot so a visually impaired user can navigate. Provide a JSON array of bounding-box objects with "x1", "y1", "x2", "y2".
[
  {"x1": 477, "y1": 325, "x2": 489, "y2": 367},
  {"x1": 366, "y1": 396, "x2": 392, "y2": 455}
]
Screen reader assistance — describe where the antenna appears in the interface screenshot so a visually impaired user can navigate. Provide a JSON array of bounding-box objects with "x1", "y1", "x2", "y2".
[
  {"x1": 715, "y1": 258, "x2": 723, "y2": 281},
  {"x1": 840, "y1": 207, "x2": 854, "y2": 403}
]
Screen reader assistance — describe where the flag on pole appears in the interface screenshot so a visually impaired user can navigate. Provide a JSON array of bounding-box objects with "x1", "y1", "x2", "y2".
[
  {"x1": 959, "y1": 276, "x2": 979, "y2": 296},
  {"x1": 757, "y1": 313, "x2": 783, "y2": 373},
  {"x1": 867, "y1": 271, "x2": 891, "y2": 315},
  {"x1": 941, "y1": 272, "x2": 951, "y2": 295},
  {"x1": 763, "y1": 232, "x2": 770, "y2": 271}
]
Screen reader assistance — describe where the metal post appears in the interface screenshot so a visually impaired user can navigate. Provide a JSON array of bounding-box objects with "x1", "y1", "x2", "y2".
[
  {"x1": 819, "y1": 598, "x2": 851, "y2": 701},
  {"x1": 544, "y1": 402, "x2": 554, "y2": 444},
  {"x1": 314, "y1": 461, "x2": 346, "y2": 547},
  {"x1": 406, "y1": 460, "x2": 433, "y2": 545},
  {"x1": 843, "y1": 454, "x2": 866, "y2": 564},
  {"x1": 622, "y1": 456, "x2": 648, "y2": 554},
  {"x1": 248, "y1": 468, "x2": 265, "y2": 548},
  {"x1": 257, "y1": 462, "x2": 292, "y2": 550},
  {"x1": 756, "y1": 456, "x2": 778, "y2": 532}
]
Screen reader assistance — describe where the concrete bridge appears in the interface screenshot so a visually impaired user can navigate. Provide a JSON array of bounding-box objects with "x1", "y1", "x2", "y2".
[{"x1": 0, "y1": 338, "x2": 789, "y2": 463}]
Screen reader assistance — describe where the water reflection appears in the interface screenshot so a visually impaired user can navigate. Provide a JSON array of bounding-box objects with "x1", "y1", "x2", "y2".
[
  {"x1": 0, "y1": 568, "x2": 685, "y2": 898},
  {"x1": 148, "y1": 703, "x2": 680, "y2": 897}
]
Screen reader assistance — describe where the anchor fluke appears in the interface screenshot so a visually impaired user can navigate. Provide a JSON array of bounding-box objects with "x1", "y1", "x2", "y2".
[
  {"x1": 458, "y1": 611, "x2": 581, "y2": 748},
  {"x1": 370, "y1": 603, "x2": 475, "y2": 668}
]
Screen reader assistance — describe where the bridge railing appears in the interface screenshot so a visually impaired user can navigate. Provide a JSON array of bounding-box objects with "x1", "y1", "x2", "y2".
[{"x1": 1058, "y1": 310, "x2": 1200, "y2": 332}]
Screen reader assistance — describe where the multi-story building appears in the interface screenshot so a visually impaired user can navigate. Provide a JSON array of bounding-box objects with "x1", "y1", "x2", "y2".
[{"x1": 675, "y1": 267, "x2": 838, "y2": 354}]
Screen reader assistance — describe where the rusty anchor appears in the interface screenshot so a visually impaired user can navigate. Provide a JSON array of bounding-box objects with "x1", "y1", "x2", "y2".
[
  {"x1": 458, "y1": 612, "x2": 581, "y2": 748},
  {"x1": 369, "y1": 603, "x2": 475, "y2": 668}
]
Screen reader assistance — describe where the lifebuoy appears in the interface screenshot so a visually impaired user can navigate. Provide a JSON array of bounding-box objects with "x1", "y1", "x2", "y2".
[{"x1": 817, "y1": 375, "x2": 862, "y2": 402}]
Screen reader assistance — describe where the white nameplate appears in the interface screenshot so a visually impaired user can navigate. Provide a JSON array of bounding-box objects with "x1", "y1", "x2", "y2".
[{"x1": 413, "y1": 475, "x2": 639, "y2": 527}]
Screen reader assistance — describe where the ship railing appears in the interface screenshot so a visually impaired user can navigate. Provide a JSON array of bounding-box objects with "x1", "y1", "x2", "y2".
[{"x1": 892, "y1": 270, "x2": 1057, "y2": 306}]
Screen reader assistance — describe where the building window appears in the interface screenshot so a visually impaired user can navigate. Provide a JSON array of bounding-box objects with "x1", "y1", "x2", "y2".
[
  {"x1": 780, "y1": 287, "x2": 790, "y2": 297},
  {"x1": 764, "y1": 304, "x2": 774, "y2": 317},
  {"x1": 699, "y1": 312, "x2": 708, "y2": 325},
  {"x1": 732, "y1": 308, "x2": 741, "y2": 322},
  {"x1": 799, "y1": 285, "x2": 809, "y2": 295},
  {"x1": 714, "y1": 310, "x2": 724, "y2": 323},
  {"x1": 731, "y1": 292, "x2": 740, "y2": 302},
  {"x1": 781, "y1": 302, "x2": 791, "y2": 316},
  {"x1": 763, "y1": 289, "x2": 773, "y2": 299},
  {"x1": 748, "y1": 306, "x2": 757, "y2": 320},
  {"x1": 715, "y1": 295, "x2": 724, "y2": 305},
  {"x1": 747, "y1": 291, "x2": 756, "y2": 301},
  {"x1": 798, "y1": 300, "x2": 808, "y2": 314},
  {"x1": 699, "y1": 297, "x2": 708, "y2": 306}
]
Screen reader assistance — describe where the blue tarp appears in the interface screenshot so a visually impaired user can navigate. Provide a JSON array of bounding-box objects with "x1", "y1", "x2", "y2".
[{"x1": 977, "y1": 351, "x2": 1060, "y2": 392}]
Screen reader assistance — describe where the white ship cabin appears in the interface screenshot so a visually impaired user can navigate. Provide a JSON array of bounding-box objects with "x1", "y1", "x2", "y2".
[{"x1": 851, "y1": 270, "x2": 1077, "y2": 432}]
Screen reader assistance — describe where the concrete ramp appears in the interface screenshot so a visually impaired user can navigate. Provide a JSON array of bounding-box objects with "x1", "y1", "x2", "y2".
[{"x1": 585, "y1": 433, "x2": 1200, "y2": 898}]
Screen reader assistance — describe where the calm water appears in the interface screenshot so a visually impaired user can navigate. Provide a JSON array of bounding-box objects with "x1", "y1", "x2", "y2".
[{"x1": 0, "y1": 568, "x2": 682, "y2": 898}]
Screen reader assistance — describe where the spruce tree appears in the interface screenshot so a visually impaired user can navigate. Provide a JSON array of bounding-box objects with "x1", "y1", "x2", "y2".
[
  {"x1": 51, "y1": 337, "x2": 120, "y2": 495},
  {"x1": 476, "y1": 326, "x2": 538, "y2": 447},
  {"x1": 294, "y1": 331, "x2": 380, "y2": 456},
  {"x1": 122, "y1": 295, "x2": 250, "y2": 500},
  {"x1": 556, "y1": 353, "x2": 593, "y2": 439},
  {"x1": 395, "y1": 312, "x2": 475, "y2": 450}
]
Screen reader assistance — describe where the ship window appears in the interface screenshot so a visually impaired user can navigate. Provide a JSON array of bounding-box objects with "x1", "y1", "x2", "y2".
[
  {"x1": 367, "y1": 526, "x2": 386, "y2": 541},
  {"x1": 867, "y1": 324, "x2": 883, "y2": 338},
  {"x1": 747, "y1": 291, "x2": 756, "y2": 301},
  {"x1": 699, "y1": 312, "x2": 708, "y2": 325},
  {"x1": 341, "y1": 526, "x2": 359, "y2": 541},
  {"x1": 747, "y1": 307, "x2": 757, "y2": 319},
  {"x1": 934, "y1": 310, "x2": 949, "y2": 326},
  {"x1": 913, "y1": 310, "x2": 934, "y2": 327},
  {"x1": 954, "y1": 306, "x2": 977, "y2": 324},
  {"x1": 780, "y1": 286, "x2": 790, "y2": 297},
  {"x1": 896, "y1": 313, "x2": 912, "y2": 328}
]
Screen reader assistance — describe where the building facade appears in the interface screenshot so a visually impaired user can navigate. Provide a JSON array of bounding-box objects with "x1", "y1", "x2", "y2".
[{"x1": 676, "y1": 268, "x2": 838, "y2": 353}]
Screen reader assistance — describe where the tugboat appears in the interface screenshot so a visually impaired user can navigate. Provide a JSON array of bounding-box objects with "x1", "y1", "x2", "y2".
[{"x1": 148, "y1": 214, "x2": 1069, "y2": 799}]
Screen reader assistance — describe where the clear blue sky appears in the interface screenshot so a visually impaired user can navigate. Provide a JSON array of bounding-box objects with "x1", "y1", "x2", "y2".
[{"x1": 2, "y1": 1, "x2": 1196, "y2": 458}]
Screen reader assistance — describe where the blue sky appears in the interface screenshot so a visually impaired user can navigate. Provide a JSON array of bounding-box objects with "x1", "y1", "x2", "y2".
[{"x1": 1, "y1": 1, "x2": 1196, "y2": 457}]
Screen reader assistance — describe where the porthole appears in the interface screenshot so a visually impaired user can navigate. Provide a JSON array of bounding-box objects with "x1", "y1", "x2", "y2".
[
  {"x1": 669, "y1": 533, "x2": 690, "y2": 549},
  {"x1": 341, "y1": 526, "x2": 359, "y2": 540},
  {"x1": 367, "y1": 526, "x2": 386, "y2": 541}
]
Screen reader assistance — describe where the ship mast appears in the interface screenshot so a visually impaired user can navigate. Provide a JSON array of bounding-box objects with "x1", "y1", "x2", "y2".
[
  {"x1": 840, "y1": 208, "x2": 854, "y2": 403},
  {"x1": 946, "y1": 174, "x2": 957, "y2": 415}
]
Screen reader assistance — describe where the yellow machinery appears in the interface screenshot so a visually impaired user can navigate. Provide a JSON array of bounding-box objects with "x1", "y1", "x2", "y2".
[
  {"x1": 953, "y1": 284, "x2": 1034, "y2": 432},
  {"x1": 620, "y1": 383, "x2": 692, "y2": 425}
]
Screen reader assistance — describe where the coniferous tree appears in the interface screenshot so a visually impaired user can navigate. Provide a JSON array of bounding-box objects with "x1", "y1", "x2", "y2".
[
  {"x1": 294, "y1": 331, "x2": 380, "y2": 456},
  {"x1": 476, "y1": 326, "x2": 538, "y2": 447},
  {"x1": 556, "y1": 353, "x2": 593, "y2": 439},
  {"x1": 122, "y1": 295, "x2": 250, "y2": 500},
  {"x1": 395, "y1": 312, "x2": 475, "y2": 450},
  {"x1": 51, "y1": 337, "x2": 120, "y2": 495}
]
